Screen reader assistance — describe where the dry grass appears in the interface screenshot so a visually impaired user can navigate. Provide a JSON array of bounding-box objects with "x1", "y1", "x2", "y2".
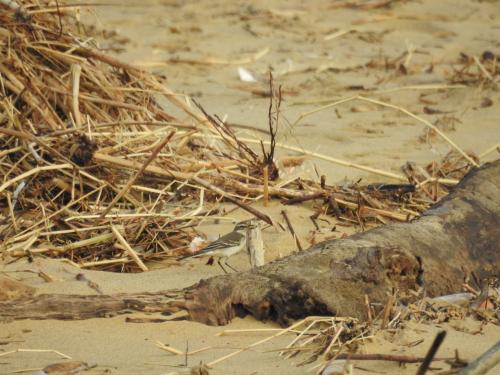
[
  {"x1": 0, "y1": 1, "x2": 477, "y2": 272},
  {"x1": 0, "y1": 0, "x2": 267, "y2": 270}
]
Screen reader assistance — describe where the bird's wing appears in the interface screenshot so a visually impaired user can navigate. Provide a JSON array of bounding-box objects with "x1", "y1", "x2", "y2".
[
  {"x1": 200, "y1": 231, "x2": 244, "y2": 252},
  {"x1": 181, "y1": 231, "x2": 244, "y2": 259}
]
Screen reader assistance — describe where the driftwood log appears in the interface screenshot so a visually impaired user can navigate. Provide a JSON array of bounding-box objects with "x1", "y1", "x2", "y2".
[
  {"x1": 184, "y1": 160, "x2": 499, "y2": 325},
  {"x1": 0, "y1": 161, "x2": 499, "y2": 325}
]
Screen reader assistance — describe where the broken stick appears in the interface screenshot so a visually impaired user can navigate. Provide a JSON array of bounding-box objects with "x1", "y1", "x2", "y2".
[{"x1": 99, "y1": 130, "x2": 175, "y2": 218}]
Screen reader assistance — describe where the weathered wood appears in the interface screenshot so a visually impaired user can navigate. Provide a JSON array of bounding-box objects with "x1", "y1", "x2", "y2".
[
  {"x1": 0, "y1": 161, "x2": 498, "y2": 324},
  {"x1": 182, "y1": 160, "x2": 500, "y2": 325},
  {"x1": 0, "y1": 287, "x2": 184, "y2": 320},
  {"x1": 458, "y1": 341, "x2": 500, "y2": 375},
  {"x1": 247, "y1": 219, "x2": 265, "y2": 267}
]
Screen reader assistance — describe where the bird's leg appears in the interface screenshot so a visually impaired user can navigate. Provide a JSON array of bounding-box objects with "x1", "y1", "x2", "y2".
[
  {"x1": 224, "y1": 259, "x2": 239, "y2": 273},
  {"x1": 217, "y1": 258, "x2": 229, "y2": 274}
]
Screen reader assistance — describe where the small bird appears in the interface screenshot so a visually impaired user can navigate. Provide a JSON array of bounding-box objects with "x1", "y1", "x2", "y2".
[{"x1": 181, "y1": 220, "x2": 256, "y2": 273}]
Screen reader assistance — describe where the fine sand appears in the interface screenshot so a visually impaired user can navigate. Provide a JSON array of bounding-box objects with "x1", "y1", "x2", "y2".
[{"x1": 1, "y1": 0, "x2": 499, "y2": 374}]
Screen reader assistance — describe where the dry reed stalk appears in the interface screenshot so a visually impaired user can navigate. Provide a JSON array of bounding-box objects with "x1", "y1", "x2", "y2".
[
  {"x1": 155, "y1": 341, "x2": 184, "y2": 355},
  {"x1": 279, "y1": 319, "x2": 322, "y2": 356},
  {"x1": 99, "y1": 130, "x2": 175, "y2": 217},
  {"x1": 281, "y1": 209, "x2": 303, "y2": 251},
  {"x1": 71, "y1": 63, "x2": 82, "y2": 127},
  {"x1": 207, "y1": 316, "x2": 334, "y2": 367},
  {"x1": 335, "y1": 197, "x2": 408, "y2": 221},
  {"x1": 324, "y1": 29, "x2": 353, "y2": 41},
  {"x1": 381, "y1": 294, "x2": 396, "y2": 329},
  {"x1": 201, "y1": 283, "x2": 492, "y2": 372},
  {"x1": 290, "y1": 83, "x2": 467, "y2": 106},
  {"x1": 365, "y1": 294, "x2": 372, "y2": 324},
  {"x1": 322, "y1": 326, "x2": 344, "y2": 356},
  {"x1": 479, "y1": 142, "x2": 500, "y2": 161},
  {"x1": 0, "y1": 348, "x2": 71, "y2": 359},
  {"x1": 139, "y1": 47, "x2": 270, "y2": 67},
  {"x1": 292, "y1": 95, "x2": 478, "y2": 167},
  {"x1": 472, "y1": 56, "x2": 494, "y2": 81},
  {"x1": 237, "y1": 136, "x2": 409, "y2": 182},
  {"x1": 216, "y1": 328, "x2": 300, "y2": 336},
  {"x1": 284, "y1": 323, "x2": 340, "y2": 360},
  {"x1": 0, "y1": 164, "x2": 72, "y2": 193},
  {"x1": 0, "y1": 1, "x2": 475, "y2": 271},
  {"x1": 111, "y1": 225, "x2": 148, "y2": 272},
  {"x1": 54, "y1": 231, "x2": 113, "y2": 252},
  {"x1": 80, "y1": 257, "x2": 130, "y2": 268},
  {"x1": 263, "y1": 165, "x2": 269, "y2": 206}
]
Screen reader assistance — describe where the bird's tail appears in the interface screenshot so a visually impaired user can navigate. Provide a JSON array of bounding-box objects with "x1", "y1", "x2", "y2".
[{"x1": 179, "y1": 251, "x2": 207, "y2": 260}]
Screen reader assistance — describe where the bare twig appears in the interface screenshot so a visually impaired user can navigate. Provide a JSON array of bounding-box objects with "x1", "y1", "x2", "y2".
[
  {"x1": 281, "y1": 210, "x2": 304, "y2": 251},
  {"x1": 111, "y1": 225, "x2": 149, "y2": 272},
  {"x1": 99, "y1": 130, "x2": 175, "y2": 218},
  {"x1": 416, "y1": 331, "x2": 447, "y2": 375}
]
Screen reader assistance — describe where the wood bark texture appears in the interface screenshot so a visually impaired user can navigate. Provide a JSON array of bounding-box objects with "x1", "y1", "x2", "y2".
[
  {"x1": 183, "y1": 160, "x2": 499, "y2": 325},
  {"x1": 0, "y1": 161, "x2": 498, "y2": 325}
]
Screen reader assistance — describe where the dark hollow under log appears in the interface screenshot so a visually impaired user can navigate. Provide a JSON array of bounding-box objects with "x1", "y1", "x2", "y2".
[{"x1": 0, "y1": 161, "x2": 498, "y2": 325}]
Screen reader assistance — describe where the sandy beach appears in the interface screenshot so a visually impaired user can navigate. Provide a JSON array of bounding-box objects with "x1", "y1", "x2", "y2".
[{"x1": 1, "y1": 0, "x2": 499, "y2": 374}]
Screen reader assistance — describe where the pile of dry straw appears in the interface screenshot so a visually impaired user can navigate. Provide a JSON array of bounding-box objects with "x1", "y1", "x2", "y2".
[{"x1": 0, "y1": 1, "x2": 473, "y2": 271}]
